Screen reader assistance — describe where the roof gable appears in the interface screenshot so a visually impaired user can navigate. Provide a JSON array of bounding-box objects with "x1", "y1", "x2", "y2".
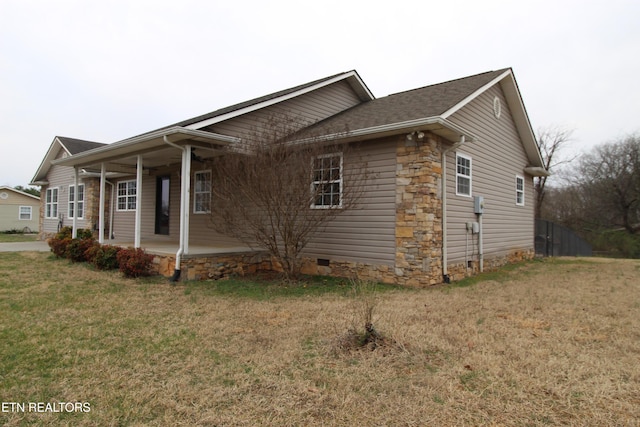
[
  {"x1": 41, "y1": 68, "x2": 545, "y2": 174},
  {"x1": 125, "y1": 70, "x2": 374, "y2": 140},
  {"x1": 304, "y1": 68, "x2": 543, "y2": 168},
  {"x1": 0, "y1": 186, "x2": 40, "y2": 201},
  {"x1": 30, "y1": 136, "x2": 106, "y2": 185},
  {"x1": 308, "y1": 69, "x2": 508, "y2": 134}
]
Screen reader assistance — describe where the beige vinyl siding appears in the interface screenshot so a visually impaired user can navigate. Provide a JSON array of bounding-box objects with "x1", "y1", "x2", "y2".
[
  {"x1": 186, "y1": 170, "x2": 246, "y2": 247},
  {"x1": 0, "y1": 191, "x2": 40, "y2": 232},
  {"x1": 41, "y1": 152, "x2": 93, "y2": 234},
  {"x1": 110, "y1": 166, "x2": 247, "y2": 246},
  {"x1": 446, "y1": 84, "x2": 534, "y2": 264},
  {"x1": 203, "y1": 80, "x2": 363, "y2": 138},
  {"x1": 303, "y1": 138, "x2": 397, "y2": 266}
]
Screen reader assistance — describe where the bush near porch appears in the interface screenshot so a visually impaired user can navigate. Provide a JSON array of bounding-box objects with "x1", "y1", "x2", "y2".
[{"x1": 47, "y1": 226, "x2": 153, "y2": 278}]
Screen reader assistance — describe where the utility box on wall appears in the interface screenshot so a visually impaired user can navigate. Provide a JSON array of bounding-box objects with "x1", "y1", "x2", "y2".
[{"x1": 474, "y1": 196, "x2": 485, "y2": 214}]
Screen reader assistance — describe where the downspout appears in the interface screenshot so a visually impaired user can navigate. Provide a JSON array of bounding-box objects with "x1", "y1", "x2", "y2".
[
  {"x1": 99, "y1": 163, "x2": 106, "y2": 244},
  {"x1": 134, "y1": 155, "x2": 142, "y2": 248},
  {"x1": 163, "y1": 136, "x2": 188, "y2": 282},
  {"x1": 441, "y1": 135, "x2": 466, "y2": 283}
]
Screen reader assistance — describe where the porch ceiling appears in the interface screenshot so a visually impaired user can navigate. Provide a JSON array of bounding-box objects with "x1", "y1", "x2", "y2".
[{"x1": 51, "y1": 126, "x2": 239, "y2": 173}]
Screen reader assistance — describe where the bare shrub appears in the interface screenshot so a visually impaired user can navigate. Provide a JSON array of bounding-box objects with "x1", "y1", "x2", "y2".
[{"x1": 206, "y1": 112, "x2": 369, "y2": 280}]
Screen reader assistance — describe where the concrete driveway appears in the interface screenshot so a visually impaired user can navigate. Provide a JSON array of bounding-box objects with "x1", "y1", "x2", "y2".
[{"x1": 0, "y1": 241, "x2": 50, "y2": 252}]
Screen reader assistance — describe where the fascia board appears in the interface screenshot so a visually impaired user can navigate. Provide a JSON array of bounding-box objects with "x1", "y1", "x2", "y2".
[
  {"x1": 442, "y1": 69, "x2": 545, "y2": 169},
  {"x1": 500, "y1": 74, "x2": 545, "y2": 168},
  {"x1": 30, "y1": 137, "x2": 64, "y2": 185},
  {"x1": 52, "y1": 127, "x2": 237, "y2": 168},
  {"x1": 297, "y1": 117, "x2": 476, "y2": 145},
  {"x1": 185, "y1": 71, "x2": 374, "y2": 131},
  {"x1": 440, "y1": 70, "x2": 512, "y2": 119},
  {"x1": 0, "y1": 186, "x2": 40, "y2": 200}
]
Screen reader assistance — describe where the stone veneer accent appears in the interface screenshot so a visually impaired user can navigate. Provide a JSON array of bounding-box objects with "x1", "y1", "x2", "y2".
[
  {"x1": 152, "y1": 251, "x2": 273, "y2": 281},
  {"x1": 394, "y1": 133, "x2": 444, "y2": 286},
  {"x1": 445, "y1": 248, "x2": 536, "y2": 282}
]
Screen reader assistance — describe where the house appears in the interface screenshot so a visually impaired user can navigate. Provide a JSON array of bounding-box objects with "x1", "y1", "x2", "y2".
[
  {"x1": 30, "y1": 68, "x2": 548, "y2": 285},
  {"x1": 0, "y1": 186, "x2": 40, "y2": 233}
]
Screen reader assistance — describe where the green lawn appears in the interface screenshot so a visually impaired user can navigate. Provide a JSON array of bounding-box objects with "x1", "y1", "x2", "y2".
[{"x1": 0, "y1": 233, "x2": 39, "y2": 243}]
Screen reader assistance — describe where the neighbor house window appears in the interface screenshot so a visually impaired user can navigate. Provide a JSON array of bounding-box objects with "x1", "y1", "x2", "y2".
[
  {"x1": 68, "y1": 184, "x2": 85, "y2": 219},
  {"x1": 19, "y1": 206, "x2": 32, "y2": 220},
  {"x1": 45, "y1": 187, "x2": 58, "y2": 218},
  {"x1": 516, "y1": 175, "x2": 525, "y2": 206},
  {"x1": 117, "y1": 180, "x2": 137, "y2": 211},
  {"x1": 312, "y1": 153, "x2": 342, "y2": 208},
  {"x1": 194, "y1": 170, "x2": 211, "y2": 213},
  {"x1": 456, "y1": 153, "x2": 472, "y2": 196}
]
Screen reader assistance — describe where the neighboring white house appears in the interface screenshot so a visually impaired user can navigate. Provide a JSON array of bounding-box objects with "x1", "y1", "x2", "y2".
[{"x1": 0, "y1": 186, "x2": 40, "y2": 232}]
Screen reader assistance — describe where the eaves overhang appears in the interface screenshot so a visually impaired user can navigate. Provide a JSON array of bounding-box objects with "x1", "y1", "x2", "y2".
[
  {"x1": 296, "y1": 117, "x2": 477, "y2": 146},
  {"x1": 52, "y1": 127, "x2": 238, "y2": 169},
  {"x1": 442, "y1": 68, "x2": 545, "y2": 169}
]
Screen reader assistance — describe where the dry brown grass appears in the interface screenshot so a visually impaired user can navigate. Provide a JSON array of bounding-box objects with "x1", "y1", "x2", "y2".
[{"x1": 1, "y1": 253, "x2": 639, "y2": 426}]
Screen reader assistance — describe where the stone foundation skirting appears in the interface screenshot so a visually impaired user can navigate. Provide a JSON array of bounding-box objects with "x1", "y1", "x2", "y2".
[
  {"x1": 445, "y1": 248, "x2": 535, "y2": 282},
  {"x1": 152, "y1": 251, "x2": 273, "y2": 281},
  {"x1": 149, "y1": 247, "x2": 535, "y2": 285}
]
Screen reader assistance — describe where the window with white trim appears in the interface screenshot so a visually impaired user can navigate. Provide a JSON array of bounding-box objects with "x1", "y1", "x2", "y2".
[
  {"x1": 516, "y1": 175, "x2": 525, "y2": 206},
  {"x1": 456, "y1": 153, "x2": 472, "y2": 196},
  {"x1": 68, "y1": 184, "x2": 85, "y2": 219},
  {"x1": 19, "y1": 206, "x2": 32, "y2": 220},
  {"x1": 311, "y1": 153, "x2": 342, "y2": 208},
  {"x1": 45, "y1": 187, "x2": 58, "y2": 218},
  {"x1": 194, "y1": 170, "x2": 211, "y2": 214},
  {"x1": 117, "y1": 180, "x2": 137, "y2": 211}
]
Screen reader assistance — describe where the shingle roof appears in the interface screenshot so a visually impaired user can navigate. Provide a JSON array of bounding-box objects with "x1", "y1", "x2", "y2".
[
  {"x1": 156, "y1": 72, "x2": 359, "y2": 131},
  {"x1": 311, "y1": 69, "x2": 509, "y2": 132},
  {"x1": 57, "y1": 137, "x2": 106, "y2": 154}
]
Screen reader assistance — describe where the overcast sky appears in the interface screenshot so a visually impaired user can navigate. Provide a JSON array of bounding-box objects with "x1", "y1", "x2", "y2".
[{"x1": 1, "y1": 0, "x2": 638, "y2": 188}]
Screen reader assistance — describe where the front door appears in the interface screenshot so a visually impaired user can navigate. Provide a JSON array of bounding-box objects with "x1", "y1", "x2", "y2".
[{"x1": 155, "y1": 176, "x2": 170, "y2": 235}]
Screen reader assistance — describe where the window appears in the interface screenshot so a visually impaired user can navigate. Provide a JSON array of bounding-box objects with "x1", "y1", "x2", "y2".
[
  {"x1": 117, "y1": 180, "x2": 137, "y2": 211},
  {"x1": 45, "y1": 187, "x2": 58, "y2": 218},
  {"x1": 516, "y1": 175, "x2": 525, "y2": 206},
  {"x1": 312, "y1": 153, "x2": 343, "y2": 208},
  {"x1": 456, "y1": 153, "x2": 472, "y2": 196},
  {"x1": 68, "y1": 184, "x2": 85, "y2": 219},
  {"x1": 19, "y1": 206, "x2": 32, "y2": 220},
  {"x1": 194, "y1": 170, "x2": 211, "y2": 213}
]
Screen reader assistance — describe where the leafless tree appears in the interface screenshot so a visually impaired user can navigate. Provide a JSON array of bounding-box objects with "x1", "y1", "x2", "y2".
[
  {"x1": 575, "y1": 134, "x2": 640, "y2": 234},
  {"x1": 535, "y1": 126, "x2": 576, "y2": 219},
  {"x1": 206, "y1": 112, "x2": 368, "y2": 280}
]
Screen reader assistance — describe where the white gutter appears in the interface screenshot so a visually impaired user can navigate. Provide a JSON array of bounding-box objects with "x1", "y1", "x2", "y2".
[
  {"x1": 524, "y1": 166, "x2": 550, "y2": 177},
  {"x1": 296, "y1": 117, "x2": 475, "y2": 146},
  {"x1": 51, "y1": 127, "x2": 237, "y2": 168},
  {"x1": 441, "y1": 136, "x2": 466, "y2": 283}
]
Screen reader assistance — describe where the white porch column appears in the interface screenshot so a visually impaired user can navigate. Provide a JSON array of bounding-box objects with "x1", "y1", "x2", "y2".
[
  {"x1": 98, "y1": 163, "x2": 106, "y2": 244},
  {"x1": 72, "y1": 167, "x2": 78, "y2": 238},
  {"x1": 183, "y1": 145, "x2": 192, "y2": 255},
  {"x1": 134, "y1": 155, "x2": 142, "y2": 248}
]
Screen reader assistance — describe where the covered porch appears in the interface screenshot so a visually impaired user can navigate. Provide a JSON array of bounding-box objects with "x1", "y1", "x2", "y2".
[{"x1": 52, "y1": 126, "x2": 253, "y2": 280}]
